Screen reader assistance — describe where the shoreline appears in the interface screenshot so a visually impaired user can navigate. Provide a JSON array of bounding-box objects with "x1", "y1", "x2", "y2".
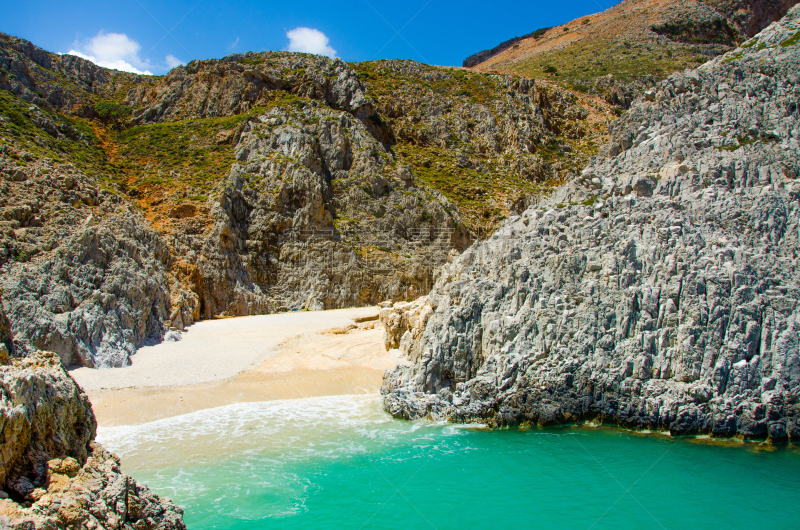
[{"x1": 71, "y1": 307, "x2": 406, "y2": 426}]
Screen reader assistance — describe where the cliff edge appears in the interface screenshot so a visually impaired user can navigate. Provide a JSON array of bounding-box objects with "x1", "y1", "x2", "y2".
[
  {"x1": 0, "y1": 302, "x2": 185, "y2": 528},
  {"x1": 382, "y1": 5, "x2": 800, "y2": 442}
]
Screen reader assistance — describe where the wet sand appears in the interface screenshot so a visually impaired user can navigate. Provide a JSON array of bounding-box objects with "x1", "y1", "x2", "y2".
[{"x1": 70, "y1": 308, "x2": 405, "y2": 426}]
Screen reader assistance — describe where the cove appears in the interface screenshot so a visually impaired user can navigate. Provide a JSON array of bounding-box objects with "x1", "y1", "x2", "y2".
[{"x1": 98, "y1": 395, "x2": 800, "y2": 529}]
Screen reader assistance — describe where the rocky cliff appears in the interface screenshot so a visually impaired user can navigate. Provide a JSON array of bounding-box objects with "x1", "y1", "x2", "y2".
[
  {"x1": 0, "y1": 31, "x2": 611, "y2": 367},
  {"x1": 0, "y1": 348, "x2": 184, "y2": 528},
  {"x1": 382, "y1": 5, "x2": 800, "y2": 442},
  {"x1": 0, "y1": 156, "x2": 195, "y2": 368}
]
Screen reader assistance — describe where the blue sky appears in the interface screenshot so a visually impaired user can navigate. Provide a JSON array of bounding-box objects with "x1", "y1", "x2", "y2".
[{"x1": 2, "y1": 0, "x2": 617, "y2": 74}]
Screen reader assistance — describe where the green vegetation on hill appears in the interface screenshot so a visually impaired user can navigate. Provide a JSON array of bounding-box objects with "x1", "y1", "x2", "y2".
[
  {"x1": 114, "y1": 116, "x2": 243, "y2": 197},
  {"x1": 513, "y1": 39, "x2": 707, "y2": 88},
  {"x1": 465, "y1": 0, "x2": 795, "y2": 107},
  {"x1": 111, "y1": 92, "x2": 330, "y2": 200},
  {"x1": 0, "y1": 40, "x2": 614, "y2": 239},
  {"x1": 94, "y1": 101, "x2": 132, "y2": 123},
  {"x1": 394, "y1": 143, "x2": 557, "y2": 228},
  {"x1": 354, "y1": 62, "x2": 503, "y2": 106},
  {"x1": 352, "y1": 60, "x2": 612, "y2": 232},
  {"x1": 0, "y1": 90, "x2": 113, "y2": 177}
]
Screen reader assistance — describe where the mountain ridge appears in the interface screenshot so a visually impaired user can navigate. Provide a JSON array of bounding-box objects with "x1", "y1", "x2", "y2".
[
  {"x1": 465, "y1": 0, "x2": 799, "y2": 107},
  {"x1": 0, "y1": 31, "x2": 613, "y2": 368}
]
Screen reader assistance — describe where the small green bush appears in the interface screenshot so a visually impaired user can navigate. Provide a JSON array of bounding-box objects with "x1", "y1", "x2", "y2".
[
  {"x1": 530, "y1": 27, "x2": 551, "y2": 39},
  {"x1": 95, "y1": 101, "x2": 132, "y2": 122}
]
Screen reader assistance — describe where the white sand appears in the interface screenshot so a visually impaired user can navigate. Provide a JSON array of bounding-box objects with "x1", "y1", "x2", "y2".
[{"x1": 70, "y1": 307, "x2": 381, "y2": 392}]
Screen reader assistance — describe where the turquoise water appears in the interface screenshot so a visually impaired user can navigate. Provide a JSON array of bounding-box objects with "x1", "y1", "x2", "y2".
[{"x1": 98, "y1": 395, "x2": 800, "y2": 529}]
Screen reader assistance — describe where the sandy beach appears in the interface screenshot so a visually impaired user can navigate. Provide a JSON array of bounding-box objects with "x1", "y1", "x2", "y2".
[{"x1": 70, "y1": 307, "x2": 404, "y2": 426}]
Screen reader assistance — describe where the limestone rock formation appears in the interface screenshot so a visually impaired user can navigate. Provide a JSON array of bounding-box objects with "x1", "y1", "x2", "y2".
[
  {"x1": 0, "y1": 158, "x2": 199, "y2": 368},
  {"x1": 0, "y1": 352, "x2": 184, "y2": 528},
  {"x1": 379, "y1": 297, "x2": 433, "y2": 354},
  {"x1": 126, "y1": 52, "x2": 375, "y2": 124},
  {"x1": 190, "y1": 99, "x2": 469, "y2": 315},
  {"x1": 0, "y1": 444, "x2": 186, "y2": 530},
  {"x1": 0, "y1": 352, "x2": 96, "y2": 499},
  {"x1": 382, "y1": 6, "x2": 800, "y2": 442}
]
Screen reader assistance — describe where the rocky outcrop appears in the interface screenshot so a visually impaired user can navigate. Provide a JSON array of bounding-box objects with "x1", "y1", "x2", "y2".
[
  {"x1": 191, "y1": 100, "x2": 469, "y2": 315},
  {"x1": 704, "y1": 0, "x2": 799, "y2": 36},
  {"x1": 584, "y1": 75, "x2": 658, "y2": 110},
  {"x1": 126, "y1": 52, "x2": 376, "y2": 124},
  {"x1": 379, "y1": 297, "x2": 433, "y2": 353},
  {"x1": 0, "y1": 444, "x2": 186, "y2": 530},
  {"x1": 0, "y1": 32, "x2": 143, "y2": 114},
  {"x1": 0, "y1": 352, "x2": 185, "y2": 528},
  {"x1": 382, "y1": 6, "x2": 800, "y2": 442},
  {"x1": 650, "y1": 2, "x2": 743, "y2": 47},
  {"x1": 0, "y1": 352, "x2": 94, "y2": 499},
  {"x1": 3, "y1": 209, "x2": 173, "y2": 368},
  {"x1": 0, "y1": 158, "x2": 200, "y2": 368}
]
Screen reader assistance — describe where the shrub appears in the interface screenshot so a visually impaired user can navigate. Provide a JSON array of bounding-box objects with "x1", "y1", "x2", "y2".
[
  {"x1": 530, "y1": 27, "x2": 551, "y2": 39},
  {"x1": 94, "y1": 101, "x2": 132, "y2": 122}
]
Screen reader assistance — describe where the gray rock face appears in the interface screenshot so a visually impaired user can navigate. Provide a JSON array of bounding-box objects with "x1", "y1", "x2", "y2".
[
  {"x1": 3, "y1": 210, "x2": 173, "y2": 368},
  {"x1": 0, "y1": 351, "x2": 95, "y2": 498},
  {"x1": 190, "y1": 103, "x2": 469, "y2": 315},
  {"x1": 127, "y1": 52, "x2": 376, "y2": 124},
  {"x1": 382, "y1": 6, "x2": 800, "y2": 442},
  {"x1": 0, "y1": 352, "x2": 184, "y2": 528},
  {"x1": 0, "y1": 159, "x2": 198, "y2": 368}
]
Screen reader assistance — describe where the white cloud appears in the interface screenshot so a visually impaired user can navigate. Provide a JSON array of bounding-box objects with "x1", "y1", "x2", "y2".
[
  {"x1": 286, "y1": 27, "x2": 336, "y2": 58},
  {"x1": 165, "y1": 54, "x2": 184, "y2": 69},
  {"x1": 67, "y1": 49, "x2": 153, "y2": 75},
  {"x1": 229, "y1": 37, "x2": 240, "y2": 50},
  {"x1": 65, "y1": 31, "x2": 181, "y2": 75}
]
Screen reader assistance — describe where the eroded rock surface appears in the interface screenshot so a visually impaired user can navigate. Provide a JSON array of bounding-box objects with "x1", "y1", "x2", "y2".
[
  {"x1": 0, "y1": 159, "x2": 199, "y2": 368},
  {"x1": 0, "y1": 352, "x2": 184, "y2": 528},
  {"x1": 0, "y1": 444, "x2": 185, "y2": 530},
  {"x1": 127, "y1": 52, "x2": 375, "y2": 124},
  {"x1": 382, "y1": 6, "x2": 800, "y2": 442},
  {"x1": 379, "y1": 297, "x2": 433, "y2": 354},
  {"x1": 0, "y1": 352, "x2": 96, "y2": 499},
  {"x1": 192, "y1": 101, "x2": 469, "y2": 315}
]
